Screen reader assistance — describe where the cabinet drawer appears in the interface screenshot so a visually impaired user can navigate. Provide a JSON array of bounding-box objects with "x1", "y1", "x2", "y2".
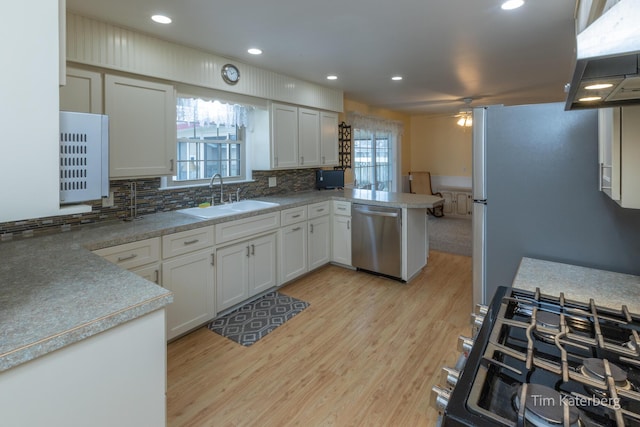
[
  {"x1": 307, "y1": 201, "x2": 330, "y2": 219},
  {"x1": 281, "y1": 206, "x2": 307, "y2": 226},
  {"x1": 94, "y1": 237, "x2": 161, "y2": 270},
  {"x1": 162, "y1": 226, "x2": 214, "y2": 259},
  {"x1": 332, "y1": 201, "x2": 351, "y2": 216},
  {"x1": 215, "y1": 212, "x2": 280, "y2": 245}
]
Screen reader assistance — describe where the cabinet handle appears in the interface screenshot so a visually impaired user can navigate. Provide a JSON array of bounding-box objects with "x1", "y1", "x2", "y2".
[
  {"x1": 154, "y1": 269, "x2": 159, "y2": 284},
  {"x1": 347, "y1": 220, "x2": 350, "y2": 230},
  {"x1": 292, "y1": 214, "x2": 301, "y2": 218},
  {"x1": 183, "y1": 239, "x2": 199, "y2": 245},
  {"x1": 316, "y1": 208, "x2": 325, "y2": 212},
  {"x1": 211, "y1": 253, "x2": 215, "y2": 266},
  {"x1": 246, "y1": 246, "x2": 250, "y2": 257},
  {"x1": 117, "y1": 253, "x2": 138, "y2": 262},
  {"x1": 337, "y1": 207, "x2": 346, "y2": 211},
  {"x1": 170, "y1": 159, "x2": 174, "y2": 172},
  {"x1": 292, "y1": 226, "x2": 302, "y2": 232},
  {"x1": 300, "y1": 156, "x2": 304, "y2": 165},
  {"x1": 251, "y1": 244, "x2": 255, "y2": 255},
  {"x1": 310, "y1": 224, "x2": 314, "y2": 233},
  {"x1": 322, "y1": 156, "x2": 325, "y2": 164}
]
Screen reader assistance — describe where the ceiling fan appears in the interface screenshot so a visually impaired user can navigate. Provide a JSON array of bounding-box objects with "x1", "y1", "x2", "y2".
[{"x1": 453, "y1": 98, "x2": 474, "y2": 127}]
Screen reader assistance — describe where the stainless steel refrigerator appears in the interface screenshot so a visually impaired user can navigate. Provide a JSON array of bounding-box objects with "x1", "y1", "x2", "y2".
[{"x1": 470, "y1": 102, "x2": 640, "y2": 307}]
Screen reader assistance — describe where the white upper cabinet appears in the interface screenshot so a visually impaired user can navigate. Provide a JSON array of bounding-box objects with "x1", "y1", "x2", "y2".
[
  {"x1": 298, "y1": 107, "x2": 320, "y2": 166},
  {"x1": 0, "y1": 0, "x2": 62, "y2": 223},
  {"x1": 598, "y1": 106, "x2": 640, "y2": 209},
  {"x1": 105, "y1": 74, "x2": 176, "y2": 179},
  {"x1": 254, "y1": 102, "x2": 339, "y2": 170},
  {"x1": 271, "y1": 103, "x2": 299, "y2": 169},
  {"x1": 320, "y1": 111, "x2": 339, "y2": 166},
  {"x1": 59, "y1": 67, "x2": 102, "y2": 113}
]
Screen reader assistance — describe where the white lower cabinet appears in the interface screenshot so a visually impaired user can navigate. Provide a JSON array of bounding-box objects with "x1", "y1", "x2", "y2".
[
  {"x1": 216, "y1": 233, "x2": 278, "y2": 312},
  {"x1": 162, "y1": 248, "x2": 215, "y2": 340},
  {"x1": 441, "y1": 189, "x2": 472, "y2": 216},
  {"x1": 280, "y1": 222, "x2": 308, "y2": 284},
  {"x1": 308, "y1": 215, "x2": 330, "y2": 270},
  {"x1": 332, "y1": 201, "x2": 352, "y2": 266},
  {"x1": 0, "y1": 309, "x2": 167, "y2": 427},
  {"x1": 130, "y1": 263, "x2": 161, "y2": 284}
]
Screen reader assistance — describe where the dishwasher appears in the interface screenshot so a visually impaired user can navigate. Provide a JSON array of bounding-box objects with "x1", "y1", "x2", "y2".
[{"x1": 351, "y1": 203, "x2": 402, "y2": 280}]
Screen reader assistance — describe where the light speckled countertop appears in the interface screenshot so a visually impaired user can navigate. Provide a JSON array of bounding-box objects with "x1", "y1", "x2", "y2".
[
  {"x1": 0, "y1": 189, "x2": 443, "y2": 372},
  {"x1": 513, "y1": 257, "x2": 640, "y2": 314}
]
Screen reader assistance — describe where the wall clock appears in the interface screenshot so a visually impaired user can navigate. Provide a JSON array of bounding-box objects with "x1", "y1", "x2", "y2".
[{"x1": 221, "y1": 63, "x2": 240, "y2": 85}]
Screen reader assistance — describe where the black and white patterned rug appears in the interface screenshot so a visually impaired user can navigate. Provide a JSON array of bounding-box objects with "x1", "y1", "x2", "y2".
[{"x1": 207, "y1": 291, "x2": 310, "y2": 346}]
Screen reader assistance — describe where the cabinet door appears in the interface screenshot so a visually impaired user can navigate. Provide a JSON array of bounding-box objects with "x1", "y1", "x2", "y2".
[
  {"x1": 441, "y1": 191, "x2": 454, "y2": 215},
  {"x1": 162, "y1": 248, "x2": 215, "y2": 340},
  {"x1": 598, "y1": 108, "x2": 616, "y2": 199},
  {"x1": 280, "y1": 223, "x2": 308, "y2": 284},
  {"x1": 298, "y1": 107, "x2": 320, "y2": 166},
  {"x1": 59, "y1": 67, "x2": 102, "y2": 113},
  {"x1": 130, "y1": 263, "x2": 161, "y2": 285},
  {"x1": 105, "y1": 74, "x2": 176, "y2": 178},
  {"x1": 271, "y1": 103, "x2": 298, "y2": 168},
  {"x1": 249, "y1": 233, "x2": 278, "y2": 295},
  {"x1": 455, "y1": 192, "x2": 471, "y2": 215},
  {"x1": 216, "y1": 242, "x2": 250, "y2": 312},
  {"x1": 332, "y1": 215, "x2": 352, "y2": 266},
  {"x1": 309, "y1": 216, "x2": 330, "y2": 270},
  {"x1": 620, "y1": 106, "x2": 640, "y2": 208},
  {"x1": 320, "y1": 111, "x2": 339, "y2": 166}
]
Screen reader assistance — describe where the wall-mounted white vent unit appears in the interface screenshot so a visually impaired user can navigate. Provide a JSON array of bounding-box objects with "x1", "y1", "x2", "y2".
[{"x1": 59, "y1": 112, "x2": 109, "y2": 204}]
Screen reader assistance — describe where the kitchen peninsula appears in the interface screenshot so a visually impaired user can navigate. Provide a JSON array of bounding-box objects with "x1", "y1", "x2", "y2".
[{"x1": 0, "y1": 188, "x2": 442, "y2": 426}]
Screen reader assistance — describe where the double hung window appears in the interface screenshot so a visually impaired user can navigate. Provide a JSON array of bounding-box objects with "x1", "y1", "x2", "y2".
[
  {"x1": 349, "y1": 112, "x2": 402, "y2": 192},
  {"x1": 353, "y1": 129, "x2": 393, "y2": 191},
  {"x1": 167, "y1": 97, "x2": 249, "y2": 187}
]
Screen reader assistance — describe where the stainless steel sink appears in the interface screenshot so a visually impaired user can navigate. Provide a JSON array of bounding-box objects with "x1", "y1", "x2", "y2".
[{"x1": 177, "y1": 200, "x2": 280, "y2": 219}]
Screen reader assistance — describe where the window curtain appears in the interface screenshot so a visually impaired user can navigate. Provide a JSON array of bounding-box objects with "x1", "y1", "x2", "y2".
[
  {"x1": 346, "y1": 111, "x2": 404, "y2": 137},
  {"x1": 177, "y1": 98, "x2": 249, "y2": 128}
]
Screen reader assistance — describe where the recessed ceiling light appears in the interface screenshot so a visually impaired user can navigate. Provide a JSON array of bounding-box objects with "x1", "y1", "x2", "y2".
[
  {"x1": 327, "y1": 75, "x2": 338, "y2": 80},
  {"x1": 151, "y1": 15, "x2": 172, "y2": 24},
  {"x1": 248, "y1": 48, "x2": 262, "y2": 55},
  {"x1": 585, "y1": 83, "x2": 613, "y2": 90},
  {"x1": 391, "y1": 76, "x2": 403, "y2": 81},
  {"x1": 501, "y1": 0, "x2": 524, "y2": 10},
  {"x1": 579, "y1": 96, "x2": 602, "y2": 102}
]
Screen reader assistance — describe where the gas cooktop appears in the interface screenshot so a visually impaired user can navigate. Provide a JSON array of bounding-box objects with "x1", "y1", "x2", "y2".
[{"x1": 442, "y1": 286, "x2": 640, "y2": 427}]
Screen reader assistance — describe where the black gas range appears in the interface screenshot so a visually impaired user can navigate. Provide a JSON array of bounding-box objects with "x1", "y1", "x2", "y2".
[{"x1": 434, "y1": 286, "x2": 640, "y2": 427}]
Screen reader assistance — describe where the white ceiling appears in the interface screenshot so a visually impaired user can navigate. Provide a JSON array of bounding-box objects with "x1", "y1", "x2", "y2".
[{"x1": 65, "y1": 0, "x2": 577, "y2": 115}]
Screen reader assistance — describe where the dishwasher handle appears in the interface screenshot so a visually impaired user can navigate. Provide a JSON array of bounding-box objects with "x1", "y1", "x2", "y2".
[{"x1": 353, "y1": 207, "x2": 399, "y2": 218}]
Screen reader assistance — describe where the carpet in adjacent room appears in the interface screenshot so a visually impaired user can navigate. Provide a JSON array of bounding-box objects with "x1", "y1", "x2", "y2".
[{"x1": 428, "y1": 215, "x2": 472, "y2": 257}]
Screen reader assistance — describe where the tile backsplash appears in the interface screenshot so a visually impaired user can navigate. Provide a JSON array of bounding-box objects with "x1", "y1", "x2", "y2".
[{"x1": 0, "y1": 169, "x2": 317, "y2": 239}]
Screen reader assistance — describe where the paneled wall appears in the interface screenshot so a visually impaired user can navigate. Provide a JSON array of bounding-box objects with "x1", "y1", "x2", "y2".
[{"x1": 66, "y1": 12, "x2": 343, "y2": 112}]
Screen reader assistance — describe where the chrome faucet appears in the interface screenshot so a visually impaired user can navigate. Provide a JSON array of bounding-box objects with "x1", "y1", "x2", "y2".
[{"x1": 209, "y1": 173, "x2": 224, "y2": 205}]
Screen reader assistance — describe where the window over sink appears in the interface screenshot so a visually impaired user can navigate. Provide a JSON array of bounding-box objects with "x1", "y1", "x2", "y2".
[{"x1": 164, "y1": 96, "x2": 251, "y2": 188}]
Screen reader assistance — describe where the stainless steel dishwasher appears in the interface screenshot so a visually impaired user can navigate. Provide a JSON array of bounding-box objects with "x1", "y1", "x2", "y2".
[{"x1": 351, "y1": 203, "x2": 402, "y2": 280}]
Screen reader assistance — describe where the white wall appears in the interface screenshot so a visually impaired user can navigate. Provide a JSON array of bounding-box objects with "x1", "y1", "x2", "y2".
[{"x1": 0, "y1": 1, "x2": 61, "y2": 222}]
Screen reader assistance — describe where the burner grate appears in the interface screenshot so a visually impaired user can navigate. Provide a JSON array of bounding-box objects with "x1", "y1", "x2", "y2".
[{"x1": 457, "y1": 287, "x2": 640, "y2": 427}]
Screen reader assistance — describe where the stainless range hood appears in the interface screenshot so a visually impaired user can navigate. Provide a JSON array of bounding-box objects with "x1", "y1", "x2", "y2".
[{"x1": 565, "y1": 0, "x2": 640, "y2": 110}]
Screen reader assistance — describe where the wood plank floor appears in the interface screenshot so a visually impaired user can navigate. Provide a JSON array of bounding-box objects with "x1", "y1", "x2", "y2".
[{"x1": 167, "y1": 251, "x2": 472, "y2": 427}]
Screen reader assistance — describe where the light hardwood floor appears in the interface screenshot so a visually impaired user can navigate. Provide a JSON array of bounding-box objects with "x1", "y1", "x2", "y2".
[{"x1": 167, "y1": 250, "x2": 472, "y2": 427}]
